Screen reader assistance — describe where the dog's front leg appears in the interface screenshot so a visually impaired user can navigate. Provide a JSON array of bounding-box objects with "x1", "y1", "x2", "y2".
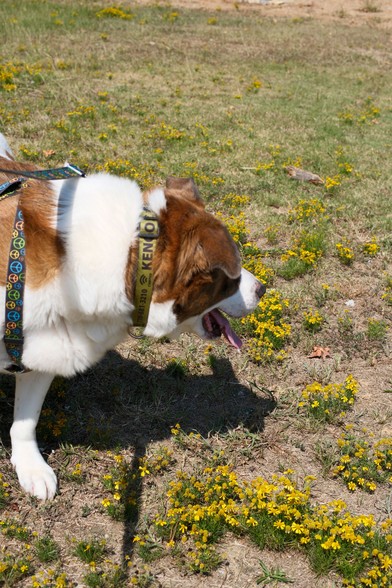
[{"x1": 11, "y1": 371, "x2": 57, "y2": 500}]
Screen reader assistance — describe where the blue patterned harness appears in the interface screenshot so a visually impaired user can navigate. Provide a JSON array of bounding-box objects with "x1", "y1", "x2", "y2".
[{"x1": 0, "y1": 164, "x2": 85, "y2": 372}]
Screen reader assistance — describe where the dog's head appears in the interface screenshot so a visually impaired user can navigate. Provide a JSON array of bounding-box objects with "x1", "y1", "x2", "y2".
[{"x1": 140, "y1": 178, "x2": 265, "y2": 347}]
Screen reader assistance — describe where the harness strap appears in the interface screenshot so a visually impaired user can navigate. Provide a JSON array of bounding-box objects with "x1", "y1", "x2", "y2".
[
  {"x1": 0, "y1": 163, "x2": 85, "y2": 181},
  {"x1": 4, "y1": 203, "x2": 26, "y2": 367},
  {"x1": 1, "y1": 164, "x2": 86, "y2": 372},
  {"x1": 1, "y1": 179, "x2": 27, "y2": 371},
  {"x1": 0, "y1": 177, "x2": 24, "y2": 201}
]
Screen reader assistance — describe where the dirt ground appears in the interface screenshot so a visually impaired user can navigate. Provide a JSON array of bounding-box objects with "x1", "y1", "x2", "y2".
[{"x1": 136, "y1": 0, "x2": 392, "y2": 28}]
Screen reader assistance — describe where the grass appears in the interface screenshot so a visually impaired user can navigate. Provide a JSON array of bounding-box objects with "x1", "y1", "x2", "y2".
[
  {"x1": 34, "y1": 535, "x2": 60, "y2": 563},
  {"x1": 257, "y1": 560, "x2": 294, "y2": 585},
  {"x1": 0, "y1": 1, "x2": 391, "y2": 586},
  {"x1": 360, "y1": 1, "x2": 382, "y2": 13}
]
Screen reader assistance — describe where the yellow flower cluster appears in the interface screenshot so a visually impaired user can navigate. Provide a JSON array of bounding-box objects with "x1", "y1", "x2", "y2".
[
  {"x1": 153, "y1": 464, "x2": 244, "y2": 572},
  {"x1": 147, "y1": 464, "x2": 392, "y2": 583},
  {"x1": 101, "y1": 453, "x2": 136, "y2": 520},
  {"x1": 19, "y1": 144, "x2": 39, "y2": 160},
  {"x1": 241, "y1": 289, "x2": 291, "y2": 363},
  {"x1": 254, "y1": 144, "x2": 302, "y2": 175},
  {"x1": 138, "y1": 447, "x2": 174, "y2": 477},
  {"x1": 288, "y1": 198, "x2": 327, "y2": 223},
  {"x1": 0, "y1": 519, "x2": 30, "y2": 542},
  {"x1": 216, "y1": 211, "x2": 248, "y2": 244},
  {"x1": 325, "y1": 147, "x2": 357, "y2": 192},
  {"x1": 96, "y1": 6, "x2": 134, "y2": 19},
  {"x1": 298, "y1": 375, "x2": 359, "y2": 423},
  {"x1": 246, "y1": 77, "x2": 262, "y2": 93},
  {"x1": 256, "y1": 161, "x2": 275, "y2": 172},
  {"x1": 0, "y1": 62, "x2": 19, "y2": 91},
  {"x1": 221, "y1": 192, "x2": 251, "y2": 209},
  {"x1": 67, "y1": 104, "x2": 96, "y2": 119},
  {"x1": 0, "y1": 549, "x2": 32, "y2": 582},
  {"x1": 97, "y1": 159, "x2": 157, "y2": 189},
  {"x1": 325, "y1": 174, "x2": 342, "y2": 191},
  {"x1": 336, "y1": 242, "x2": 355, "y2": 265},
  {"x1": 181, "y1": 161, "x2": 225, "y2": 186},
  {"x1": 216, "y1": 193, "x2": 274, "y2": 286},
  {"x1": 31, "y1": 570, "x2": 71, "y2": 588},
  {"x1": 71, "y1": 463, "x2": 83, "y2": 480},
  {"x1": 303, "y1": 308, "x2": 324, "y2": 333},
  {"x1": 243, "y1": 255, "x2": 274, "y2": 286},
  {"x1": 382, "y1": 274, "x2": 392, "y2": 306},
  {"x1": 102, "y1": 449, "x2": 173, "y2": 519},
  {"x1": 0, "y1": 474, "x2": 9, "y2": 507},
  {"x1": 163, "y1": 11, "x2": 180, "y2": 22},
  {"x1": 279, "y1": 230, "x2": 325, "y2": 280},
  {"x1": 170, "y1": 424, "x2": 205, "y2": 453},
  {"x1": 333, "y1": 428, "x2": 392, "y2": 493},
  {"x1": 145, "y1": 119, "x2": 186, "y2": 141},
  {"x1": 338, "y1": 98, "x2": 380, "y2": 125},
  {"x1": 374, "y1": 439, "x2": 392, "y2": 476},
  {"x1": 338, "y1": 161, "x2": 354, "y2": 175},
  {"x1": 362, "y1": 238, "x2": 379, "y2": 256}
]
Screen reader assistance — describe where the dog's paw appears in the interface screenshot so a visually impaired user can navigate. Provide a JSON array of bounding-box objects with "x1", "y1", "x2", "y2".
[{"x1": 11, "y1": 444, "x2": 57, "y2": 500}]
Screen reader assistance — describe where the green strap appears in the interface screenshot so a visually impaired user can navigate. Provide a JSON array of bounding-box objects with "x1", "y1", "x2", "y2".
[{"x1": 131, "y1": 211, "x2": 159, "y2": 327}]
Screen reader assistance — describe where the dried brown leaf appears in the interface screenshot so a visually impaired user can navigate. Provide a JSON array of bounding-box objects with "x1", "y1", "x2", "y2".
[{"x1": 308, "y1": 345, "x2": 331, "y2": 360}]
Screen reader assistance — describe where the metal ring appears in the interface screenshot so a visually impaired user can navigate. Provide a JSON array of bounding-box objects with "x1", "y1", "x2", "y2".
[{"x1": 128, "y1": 326, "x2": 145, "y2": 340}]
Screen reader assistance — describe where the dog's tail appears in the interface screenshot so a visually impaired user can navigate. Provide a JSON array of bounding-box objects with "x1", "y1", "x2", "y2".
[{"x1": 0, "y1": 133, "x2": 14, "y2": 160}]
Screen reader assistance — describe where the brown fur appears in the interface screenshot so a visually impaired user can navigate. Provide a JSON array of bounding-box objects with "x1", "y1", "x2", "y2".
[
  {"x1": 148, "y1": 184, "x2": 241, "y2": 322},
  {"x1": 0, "y1": 158, "x2": 64, "y2": 289}
]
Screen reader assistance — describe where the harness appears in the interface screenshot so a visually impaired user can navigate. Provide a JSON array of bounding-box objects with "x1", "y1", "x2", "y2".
[
  {"x1": 0, "y1": 165, "x2": 84, "y2": 372},
  {"x1": 0, "y1": 164, "x2": 159, "y2": 372}
]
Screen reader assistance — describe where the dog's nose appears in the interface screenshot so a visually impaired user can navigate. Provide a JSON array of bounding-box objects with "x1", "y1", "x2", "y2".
[{"x1": 256, "y1": 281, "x2": 266, "y2": 299}]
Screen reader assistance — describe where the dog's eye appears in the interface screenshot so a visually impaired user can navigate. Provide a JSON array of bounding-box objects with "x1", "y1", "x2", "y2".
[{"x1": 226, "y1": 277, "x2": 240, "y2": 293}]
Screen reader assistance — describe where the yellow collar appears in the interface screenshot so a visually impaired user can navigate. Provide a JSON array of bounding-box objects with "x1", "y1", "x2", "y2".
[{"x1": 131, "y1": 209, "x2": 159, "y2": 327}]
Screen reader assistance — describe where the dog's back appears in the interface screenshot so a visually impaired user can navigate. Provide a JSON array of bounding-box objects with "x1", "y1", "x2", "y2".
[{"x1": 0, "y1": 153, "x2": 64, "y2": 289}]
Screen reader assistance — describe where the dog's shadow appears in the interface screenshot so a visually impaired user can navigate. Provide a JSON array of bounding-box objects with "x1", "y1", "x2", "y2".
[{"x1": 0, "y1": 348, "x2": 276, "y2": 572}]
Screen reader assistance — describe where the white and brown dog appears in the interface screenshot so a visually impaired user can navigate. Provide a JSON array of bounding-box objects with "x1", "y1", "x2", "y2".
[{"x1": 0, "y1": 133, "x2": 265, "y2": 500}]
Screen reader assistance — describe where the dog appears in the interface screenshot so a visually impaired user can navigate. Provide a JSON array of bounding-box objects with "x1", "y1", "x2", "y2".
[{"x1": 0, "y1": 133, "x2": 265, "y2": 499}]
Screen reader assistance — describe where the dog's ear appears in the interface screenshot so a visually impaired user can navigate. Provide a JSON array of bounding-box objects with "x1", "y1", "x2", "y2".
[
  {"x1": 200, "y1": 225, "x2": 241, "y2": 279},
  {"x1": 165, "y1": 177, "x2": 203, "y2": 205},
  {"x1": 178, "y1": 224, "x2": 241, "y2": 283}
]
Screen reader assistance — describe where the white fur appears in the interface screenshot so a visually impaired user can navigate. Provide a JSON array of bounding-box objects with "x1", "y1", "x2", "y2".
[
  {"x1": 219, "y1": 268, "x2": 263, "y2": 317},
  {"x1": 11, "y1": 372, "x2": 57, "y2": 500},
  {"x1": 147, "y1": 188, "x2": 166, "y2": 215},
  {"x1": 0, "y1": 134, "x2": 13, "y2": 159},
  {"x1": 144, "y1": 300, "x2": 178, "y2": 339}
]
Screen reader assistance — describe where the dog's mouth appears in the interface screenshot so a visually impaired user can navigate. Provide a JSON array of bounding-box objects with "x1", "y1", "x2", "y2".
[{"x1": 202, "y1": 309, "x2": 242, "y2": 349}]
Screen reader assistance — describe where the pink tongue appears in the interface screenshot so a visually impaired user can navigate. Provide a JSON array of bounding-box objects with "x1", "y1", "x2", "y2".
[{"x1": 209, "y1": 309, "x2": 243, "y2": 349}]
